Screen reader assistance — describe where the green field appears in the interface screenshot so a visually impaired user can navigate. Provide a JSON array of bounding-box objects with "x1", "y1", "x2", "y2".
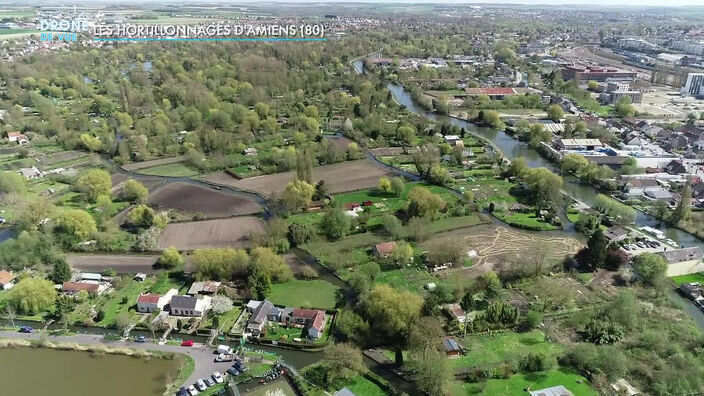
[
  {"x1": 267, "y1": 279, "x2": 340, "y2": 309},
  {"x1": 493, "y1": 211, "x2": 560, "y2": 231},
  {"x1": 453, "y1": 368, "x2": 597, "y2": 395},
  {"x1": 671, "y1": 272, "x2": 704, "y2": 286},
  {"x1": 136, "y1": 162, "x2": 200, "y2": 177},
  {"x1": 341, "y1": 375, "x2": 390, "y2": 396}
]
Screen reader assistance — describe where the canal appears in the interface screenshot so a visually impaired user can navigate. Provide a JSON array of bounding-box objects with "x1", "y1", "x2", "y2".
[{"x1": 0, "y1": 347, "x2": 180, "y2": 396}]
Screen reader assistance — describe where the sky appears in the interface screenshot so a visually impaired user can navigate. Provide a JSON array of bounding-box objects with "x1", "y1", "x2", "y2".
[{"x1": 21, "y1": 0, "x2": 704, "y2": 5}]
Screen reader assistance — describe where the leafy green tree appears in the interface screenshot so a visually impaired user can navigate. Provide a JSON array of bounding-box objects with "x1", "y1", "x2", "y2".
[
  {"x1": 381, "y1": 214, "x2": 404, "y2": 239},
  {"x1": 282, "y1": 179, "x2": 315, "y2": 212},
  {"x1": 525, "y1": 168, "x2": 563, "y2": 210},
  {"x1": 250, "y1": 246, "x2": 292, "y2": 283},
  {"x1": 408, "y1": 187, "x2": 446, "y2": 219},
  {"x1": 378, "y1": 176, "x2": 391, "y2": 192},
  {"x1": 50, "y1": 260, "x2": 72, "y2": 283},
  {"x1": 389, "y1": 241, "x2": 414, "y2": 267},
  {"x1": 587, "y1": 229, "x2": 608, "y2": 271},
  {"x1": 321, "y1": 206, "x2": 351, "y2": 240},
  {"x1": 129, "y1": 204, "x2": 155, "y2": 228},
  {"x1": 9, "y1": 278, "x2": 56, "y2": 314},
  {"x1": 0, "y1": 171, "x2": 27, "y2": 194},
  {"x1": 428, "y1": 164, "x2": 452, "y2": 186},
  {"x1": 79, "y1": 133, "x2": 102, "y2": 152},
  {"x1": 57, "y1": 209, "x2": 97, "y2": 240},
  {"x1": 408, "y1": 317, "x2": 451, "y2": 396},
  {"x1": 632, "y1": 253, "x2": 668, "y2": 287},
  {"x1": 123, "y1": 180, "x2": 148, "y2": 203},
  {"x1": 158, "y1": 247, "x2": 183, "y2": 268},
  {"x1": 615, "y1": 96, "x2": 636, "y2": 118},
  {"x1": 75, "y1": 169, "x2": 111, "y2": 203},
  {"x1": 322, "y1": 343, "x2": 366, "y2": 385},
  {"x1": 561, "y1": 153, "x2": 589, "y2": 175},
  {"x1": 313, "y1": 180, "x2": 329, "y2": 201},
  {"x1": 671, "y1": 180, "x2": 692, "y2": 224},
  {"x1": 546, "y1": 105, "x2": 564, "y2": 122},
  {"x1": 390, "y1": 177, "x2": 405, "y2": 197},
  {"x1": 408, "y1": 216, "x2": 431, "y2": 242},
  {"x1": 193, "y1": 248, "x2": 249, "y2": 280}
]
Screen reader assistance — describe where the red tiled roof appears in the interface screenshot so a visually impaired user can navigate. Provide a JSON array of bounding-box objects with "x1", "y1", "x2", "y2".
[
  {"x1": 62, "y1": 282, "x2": 99, "y2": 292},
  {"x1": 465, "y1": 87, "x2": 516, "y2": 95},
  {"x1": 138, "y1": 294, "x2": 160, "y2": 304},
  {"x1": 293, "y1": 308, "x2": 320, "y2": 319},
  {"x1": 7, "y1": 132, "x2": 20, "y2": 138},
  {"x1": 374, "y1": 241, "x2": 398, "y2": 255},
  {"x1": 0, "y1": 270, "x2": 15, "y2": 285},
  {"x1": 311, "y1": 311, "x2": 325, "y2": 331}
]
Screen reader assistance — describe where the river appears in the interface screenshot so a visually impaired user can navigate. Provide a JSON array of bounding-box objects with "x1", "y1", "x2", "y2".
[{"x1": 0, "y1": 347, "x2": 179, "y2": 396}]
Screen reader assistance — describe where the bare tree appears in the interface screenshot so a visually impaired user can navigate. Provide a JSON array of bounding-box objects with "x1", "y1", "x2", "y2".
[{"x1": 5, "y1": 305, "x2": 16, "y2": 329}]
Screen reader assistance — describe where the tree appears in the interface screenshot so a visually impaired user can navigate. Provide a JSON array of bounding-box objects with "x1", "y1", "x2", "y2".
[
  {"x1": 4, "y1": 305, "x2": 16, "y2": 329},
  {"x1": 508, "y1": 157, "x2": 528, "y2": 178},
  {"x1": 0, "y1": 171, "x2": 27, "y2": 194},
  {"x1": 320, "y1": 206, "x2": 351, "y2": 240},
  {"x1": 16, "y1": 197, "x2": 55, "y2": 232},
  {"x1": 632, "y1": 253, "x2": 668, "y2": 287},
  {"x1": 79, "y1": 133, "x2": 102, "y2": 152},
  {"x1": 248, "y1": 270, "x2": 271, "y2": 299},
  {"x1": 587, "y1": 229, "x2": 608, "y2": 271},
  {"x1": 390, "y1": 177, "x2": 405, "y2": 197},
  {"x1": 615, "y1": 96, "x2": 636, "y2": 118},
  {"x1": 524, "y1": 168, "x2": 563, "y2": 210},
  {"x1": 123, "y1": 180, "x2": 148, "y2": 203},
  {"x1": 114, "y1": 311, "x2": 133, "y2": 333},
  {"x1": 193, "y1": 248, "x2": 249, "y2": 280},
  {"x1": 75, "y1": 169, "x2": 111, "y2": 202},
  {"x1": 389, "y1": 241, "x2": 414, "y2": 267},
  {"x1": 8, "y1": 278, "x2": 56, "y2": 314},
  {"x1": 412, "y1": 144, "x2": 441, "y2": 178},
  {"x1": 546, "y1": 105, "x2": 564, "y2": 122},
  {"x1": 295, "y1": 148, "x2": 313, "y2": 183},
  {"x1": 335, "y1": 309, "x2": 370, "y2": 344},
  {"x1": 158, "y1": 247, "x2": 183, "y2": 268},
  {"x1": 322, "y1": 343, "x2": 366, "y2": 384},
  {"x1": 587, "y1": 80, "x2": 599, "y2": 91},
  {"x1": 250, "y1": 247, "x2": 292, "y2": 283},
  {"x1": 313, "y1": 180, "x2": 329, "y2": 201},
  {"x1": 300, "y1": 265, "x2": 319, "y2": 279},
  {"x1": 282, "y1": 179, "x2": 315, "y2": 212},
  {"x1": 671, "y1": 180, "x2": 692, "y2": 224},
  {"x1": 129, "y1": 204, "x2": 156, "y2": 228},
  {"x1": 378, "y1": 176, "x2": 391, "y2": 192},
  {"x1": 428, "y1": 164, "x2": 452, "y2": 186},
  {"x1": 210, "y1": 295, "x2": 233, "y2": 315},
  {"x1": 381, "y1": 214, "x2": 404, "y2": 239},
  {"x1": 408, "y1": 216, "x2": 431, "y2": 242},
  {"x1": 561, "y1": 153, "x2": 589, "y2": 175},
  {"x1": 408, "y1": 317, "x2": 451, "y2": 396},
  {"x1": 51, "y1": 260, "x2": 72, "y2": 283},
  {"x1": 408, "y1": 187, "x2": 446, "y2": 219},
  {"x1": 57, "y1": 209, "x2": 97, "y2": 240}
]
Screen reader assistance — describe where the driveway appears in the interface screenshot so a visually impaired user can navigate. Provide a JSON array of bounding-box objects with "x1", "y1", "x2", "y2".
[{"x1": 0, "y1": 330, "x2": 227, "y2": 387}]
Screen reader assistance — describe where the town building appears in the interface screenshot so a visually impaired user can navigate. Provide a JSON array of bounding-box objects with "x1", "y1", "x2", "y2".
[
  {"x1": 528, "y1": 385, "x2": 573, "y2": 396},
  {"x1": 443, "y1": 337, "x2": 461, "y2": 358},
  {"x1": 187, "y1": 281, "x2": 221, "y2": 296},
  {"x1": 443, "y1": 135, "x2": 464, "y2": 147},
  {"x1": 61, "y1": 281, "x2": 106, "y2": 295},
  {"x1": 555, "y1": 139, "x2": 604, "y2": 151},
  {"x1": 604, "y1": 226, "x2": 629, "y2": 242},
  {"x1": 169, "y1": 295, "x2": 211, "y2": 317},
  {"x1": 137, "y1": 288, "x2": 177, "y2": 313},
  {"x1": 245, "y1": 300, "x2": 327, "y2": 339},
  {"x1": 246, "y1": 299, "x2": 274, "y2": 335},
  {"x1": 0, "y1": 270, "x2": 16, "y2": 290},
  {"x1": 561, "y1": 65, "x2": 636, "y2": 82},
  {"x1": 7, "y1": 132, "x2": 29, "y2": 145},
  {"x1": 372, "y1": 241, "x2": 397, "y2": 258},
  {"x1": 681, "y1": 73, "x2": 704, "y2": 97},
  {"x1": 659, "y1": 246, "x2": 704, "y2": 277}
]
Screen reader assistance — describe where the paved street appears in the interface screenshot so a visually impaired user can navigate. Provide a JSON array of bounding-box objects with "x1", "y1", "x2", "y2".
[{"x1": 0, "y1": 330, "x2": 228, "y2": 388}]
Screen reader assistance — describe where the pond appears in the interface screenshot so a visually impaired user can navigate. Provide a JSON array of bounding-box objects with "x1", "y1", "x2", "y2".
[{"x1": 0, "y1": 347, "x2": 180, "y2": 396}]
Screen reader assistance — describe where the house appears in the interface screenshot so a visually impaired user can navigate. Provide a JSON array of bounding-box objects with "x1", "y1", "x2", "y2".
[
  {"x1": 137, "y1": 288, "x2": 177, "y2": 313},
  {"x1": 443, "y1": 135, "x2": 464, "y2": 147},
  {"x1": 187, "y1": 281, "x2": 221, "y2": 296},
  {"x1": 246, "y1": 299, "x2": 274, "y2": 335},
  {"x1": 7, "y1": 132, "x2": 29, "y2": 145},
  {"x1": 0, "y1": 270, "x2": 16, "y2": 290},
  {"x1": 372, "y1": 241, "x2": 397, "y2": 258},
  {"x1": 644, "y1": 189, "x2": 674, "y2": 202},
  {"x1": 665, "y1": 134, "x2": 688, "y2": 151},
  {"x1": 528, "y1": 385, "x2": 573, "y2": 396},
  {"x1": 61, "y1": 282, "x2": 105, "y2": 295},
  {"x1": 665, "y1": 160, "x2": 687, "y2": 175},
  {"x1": 333, "y1": 388, "x2": 357, "y2": 396},
  {"x1": 17, "y1": 166, "x2": 42, "y2": 179},
  {"x1": 445, "y1": 303, "x2": 467, "y2": 323},
  {"x1": 443, "y1": 337, "x2": 461, "y2": 358},
  {"x1": 622, "y1": 178, "x2": 660, "y2": 198},
  {"x1": 286, "y1": 308, "x2": 326, "y2": 339},
  {"x1": 659, "y1": 246, "x2": 704, "y2": 277},
  {"x1": 169, "y1": 295, "x2": 212, "y2": 317},
  {"x1": 604, "y1": 226, "x2": 629, "y2": 242},
  {"x1": 244, "y1": 147, "x2": 258, "y2": 156},
  {"x1": 692, "y1": 181, "x2": 704, "y2": 199}
]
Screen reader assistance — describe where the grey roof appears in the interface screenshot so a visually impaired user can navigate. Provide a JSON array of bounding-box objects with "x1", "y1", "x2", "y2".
[
  {"x1": 333, "y1": 388, "x2": 356, "y2": 396},
  {"x1": 645, "y1": 189, "x2": 673, "y2": 199},
  {"x1": 268, "y1": 306, "x2": 281, "y2": 316},
  {"x1": 660, "y1": 247, "x2": 703, "y2": 264},
  {"x1": 170, "y1": 295, "x2": 197, "y2": 310},
  {"x1": 443, "y1": 338, "x2": 461, "y2": 352},
  {"x1": 528, "y1": 385, "x2": 573, "y2": 396},
  {"x1": 604, "y1": 226, "x2": 628, "y2": 240},
  {"x1": 250, "y1": 300, "x2": 273, "y2": 325}
]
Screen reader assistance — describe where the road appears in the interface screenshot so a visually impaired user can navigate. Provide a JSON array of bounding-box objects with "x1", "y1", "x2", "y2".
[{"x1": 0, "y1": 330, "x2": 226, "y2": 388}]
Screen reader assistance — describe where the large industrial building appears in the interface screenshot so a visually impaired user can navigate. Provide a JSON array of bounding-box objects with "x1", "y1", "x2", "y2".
[
  {"x1": 681, "y1": 73, "x2": 704, "y2": 97},
  {"x1": 561, "y1": 65, "x2": 637, "y2": 82}
]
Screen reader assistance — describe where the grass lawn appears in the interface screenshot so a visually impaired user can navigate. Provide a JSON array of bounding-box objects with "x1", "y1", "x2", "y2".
[
  {"x1": 373, "y1": 267, "x2": 443, "y2": 294},
  {"x1": 136, "y1": 162, "x2": 200, "y2": 177},
  {"x1": 671, "y1": 272, "x2": 704, "y2": 286},
  {"x1": 566, "y1": 210, "x2": 581, "y2": 223},
  {"x1": 453, "y1": 368, "x2": 596, "y2": 395},
  {"x1": 267, "y1": 279, "x2": 340, "y2": 309},
  {"x1": 341, "y1": 375, "x2": 390, "y2": 396},
  {"x1": 452, "y1": 330, "x2": 562, "y2": 370},
  {"x1": 493, "y1": 211, "x2": 559, "y2": 231}
]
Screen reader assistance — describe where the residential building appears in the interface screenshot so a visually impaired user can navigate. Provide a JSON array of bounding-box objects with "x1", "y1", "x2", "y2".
[
  {"x1": 609, "y1": 90, "x2": 643, "y2": 104},
  {"x1": 660, "y1": 247, "x2": 704, "y2": 277},
  {"x1": 137, "y1": 288, "x2": 177, "y2": 313},
  {"x1": 246, "y1": 299, "x2": 274, "y2": 335},
  {"x1": 518, "y1": 42, "x2": 545, "y2": 55},
  {"x1": 61, "y1": 282, "x2": 105, "y2": 295},
  {"x1": 286, "y1": 308, "x2": 326, "y2": 339},
  {"x1": 7, "y1": 132, "x2": 29, "y2": 145},
  {"x1": 443, "y1": 135, "x2": 464, "y2": 147},
  {"x1": 17, "y1": 166, "x2": 42, "y2": 179},
  {"x1": 81, "y1": 273, "x2": 103, "y2": 282},
  {"x1": 604, "y1": 226, "x2": 629, "y2": 242},
  {"x1": 665, "y1": 160, "x2": 687, "y2": 174},
  {"x1": 0, "y1": 270, "x2": 16, "y2": 290},
  {"x1": 681, "y1": 73, "x2": 704, "y2": 97},
  {"x1": 644, "y1": 189, "x2": 674, "y2": 202},
  {"x1": 528, "y1": 385, "x2": 573, "y2": 396},
  {"x1": 444, "y1": 303, "x2": 467, "y2": 323},
  {"x1": 443, "y1": 337, "x2": 461, "y2": 358},
  {"x1": 622, "y1": 179, "x2": 660, "y2": 198},
  {"x1": 561, "y1": 65, "x2": 636, "y2": 82},
  {"x1": 169, "y1": 295, "x2": 211, "y2": 317},
  {"x1": 187, "y1": 281, "x2": 221, "y2": 296},
  {"x1": 372, "y1": 241, "x2": 397, "y2": 258}
]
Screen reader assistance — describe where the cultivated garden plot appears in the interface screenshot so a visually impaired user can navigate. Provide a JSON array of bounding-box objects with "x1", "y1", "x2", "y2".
[
  {"x1": 156, "y1": 217, "x2": 266, "y2": 250},
  {"x1": 67, "y1": 254, "x2": 161, "y2": 274},
  {"x1": 148, "y1": 183, "x2": 262, "y2": 217},
  {"x1": 202, "y1": 160, "x2": 394, "y2": 197},
  {"x1": 120, "y1": 155, "x2": 188, "y2": 171}
]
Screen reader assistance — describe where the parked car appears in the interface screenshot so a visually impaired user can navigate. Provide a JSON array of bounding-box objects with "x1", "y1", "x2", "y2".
[
  {"x1": 215, "y1": 353, "x2": 234, "y2": 362},
  {"x1": 134, "y1": 335, "x2": 147, "y2": 343},
  {"x1": 19, "y1": 326, "x2": 33, "y2": 333},
  {"x1": 226, "y1": 366, "x2": 240, "y2": 376},
  {"x1": 216, "y1": 345, "x2": 233, "y2": 354},
  {"x1": 195, "y1": 379, "x2": 207, "y2": 391},
  {"x1": 203, "y1": 378, "x2": 215, "y2": 387},
  {"x1": 181, "y1": 340, "x2": 194, "y2": 347},
  {"x1": 176, "y1": 387, "x2": 188, "y2": 396},
  {"x1": 212, "y1": 371, "x2": 224, "y2": 384},
  {"x1": 186, "y1": 385, "x2": 198, "y2": 396}
]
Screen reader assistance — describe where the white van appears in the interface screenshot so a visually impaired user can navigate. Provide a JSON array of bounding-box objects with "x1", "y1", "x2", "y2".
[{"x1": 216, "y1": 345, "x2": 233, "y2": 354}]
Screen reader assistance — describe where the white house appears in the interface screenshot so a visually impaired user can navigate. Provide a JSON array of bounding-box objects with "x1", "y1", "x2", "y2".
[
  {"x1": 17, "y1": 166, "x2": 42, "y2": 179},
  {"x1": 660, "y1": 247, "x2": 704, "y2": 277},
  {"x1": 0, "y1": 270, "x2": 16, "y2": 290},
  {"x1": 169, "y1": 295, "x2": 212, "y2": 317},
  {"x1": 137, "y1": 288, "x2": 177, "y2": 313}
]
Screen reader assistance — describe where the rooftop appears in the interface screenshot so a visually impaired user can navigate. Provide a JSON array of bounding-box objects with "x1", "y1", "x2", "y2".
[
  {"x1": 660, "y1": 247, "x2": 703, "y2": 264},
  {"x1": 170, "y1": 295, "x2": 198, "y2": 310},
  {"x1": 0, "y1": 270, "x2": 15, "y2": 285},
  {"x1": 137, "y1": 294, "x2": 161, "y2": 304}
]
